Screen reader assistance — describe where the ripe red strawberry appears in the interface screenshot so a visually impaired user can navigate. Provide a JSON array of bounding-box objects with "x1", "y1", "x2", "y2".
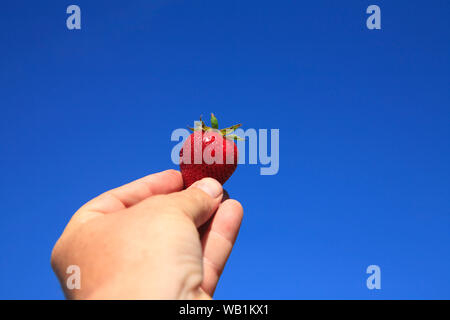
[{"x1": 179, "y1": 114, "x2": 242, "y2": 188}]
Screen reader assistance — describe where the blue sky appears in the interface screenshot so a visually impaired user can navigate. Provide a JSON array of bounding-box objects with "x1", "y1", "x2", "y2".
[{"x1": 0, "y1": 1, "x2": 449, "y2": 299}]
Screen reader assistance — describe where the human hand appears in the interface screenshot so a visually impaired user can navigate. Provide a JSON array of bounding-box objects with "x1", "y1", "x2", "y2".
[{"x1": 51, "y1": 169, "x2": 243, "y2": 299}]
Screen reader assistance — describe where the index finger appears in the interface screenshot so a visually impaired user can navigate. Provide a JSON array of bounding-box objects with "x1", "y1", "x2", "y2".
[{"x1": 81, "y1": 169, "x2": 184, "y2": 214}]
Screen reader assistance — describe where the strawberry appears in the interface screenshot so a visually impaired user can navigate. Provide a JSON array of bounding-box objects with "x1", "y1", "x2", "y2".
[{"x1": 179, "y1": 114, "x2": 242, "y2": 188}]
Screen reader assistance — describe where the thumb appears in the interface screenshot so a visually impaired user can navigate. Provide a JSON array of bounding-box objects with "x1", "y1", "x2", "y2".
[{"x1": 166, "y1": 177, "x2": 223, "y2": 227}]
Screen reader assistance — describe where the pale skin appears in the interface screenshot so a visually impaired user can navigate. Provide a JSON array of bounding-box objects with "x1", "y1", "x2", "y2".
[{"x1": 51, "y1": 169, "x2": 243, "y2": 299}]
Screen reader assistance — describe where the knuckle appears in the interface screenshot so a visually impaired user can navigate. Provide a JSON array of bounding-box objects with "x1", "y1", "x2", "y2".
[
  {"x1": 178, "y1": 190, "x2": 205, "y2": 208},
  {"x1": 186, "y1": 189, "x2": 211, "y2": 210},
  {"x1": 165, "y1": 189, "x2": 212, "y2": 221},
  {"x1": 151, "y1": 193, "x2": 193, "y2": 220}
]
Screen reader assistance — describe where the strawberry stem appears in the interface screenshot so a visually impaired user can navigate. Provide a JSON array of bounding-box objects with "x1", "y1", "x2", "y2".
[{"x1": 211, "y1": 113, "x2": 219, "y2": 129}]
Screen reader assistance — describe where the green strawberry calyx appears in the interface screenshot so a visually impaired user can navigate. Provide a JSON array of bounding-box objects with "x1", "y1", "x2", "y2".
[{"x1": 188, "y1": 113, "x2": 244, "y2": 141}]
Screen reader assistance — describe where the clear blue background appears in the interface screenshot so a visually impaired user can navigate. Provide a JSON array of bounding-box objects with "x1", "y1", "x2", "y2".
[{"x1": 1, "y1": 1, "x2": 449, "y2": 299}]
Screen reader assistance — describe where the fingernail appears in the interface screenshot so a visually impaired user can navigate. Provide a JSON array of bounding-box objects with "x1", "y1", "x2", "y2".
[{"x1": 194, "y1": 178, "x2": 223, "y2": 198}]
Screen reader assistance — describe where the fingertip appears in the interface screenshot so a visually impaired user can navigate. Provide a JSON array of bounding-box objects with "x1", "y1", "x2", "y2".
[
  {"x1": 190, "y1": 178, "x2": 223, "y2": 200},
  {"x1": 152, "y1": 169, "x2": 184, "y2": 191},
  {"x1": 209, "y1": 199, "x2": 243, "y2": 242},
  {"x1": 160, "y1": 169, "x2": 183, "y2": 181},
  {"x1": 222, "y1": 199, "x2": 244, "y2": 218},
  {"x1": 164, "y1": 168, "x2": 181, "y2": 176}
]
